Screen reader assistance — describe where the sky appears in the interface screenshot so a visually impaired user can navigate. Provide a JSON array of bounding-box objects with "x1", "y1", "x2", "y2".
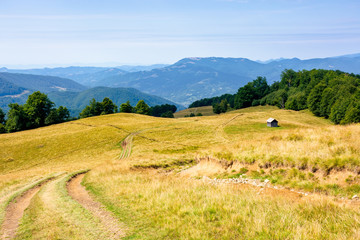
[{"x1": 0, "y1": 0, "x2": 360, "y2": 68}]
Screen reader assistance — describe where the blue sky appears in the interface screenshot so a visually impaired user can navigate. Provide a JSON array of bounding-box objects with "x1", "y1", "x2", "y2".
[{"x1": 0, "y1": 0, "x2": 360, "y2": 68}]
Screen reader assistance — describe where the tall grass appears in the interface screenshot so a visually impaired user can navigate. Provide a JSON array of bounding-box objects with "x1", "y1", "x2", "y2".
[
  {"x1": 85, "y1": 165, "x2": 360, "y2": 239},
  {"x1": 1, "y1": 106, "x2": 360, "y2": 239}
]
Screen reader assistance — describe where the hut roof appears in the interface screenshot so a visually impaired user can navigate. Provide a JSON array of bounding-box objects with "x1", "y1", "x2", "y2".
[{"x1": 267, "y1": 118, "x2": 277, "y2": 123}]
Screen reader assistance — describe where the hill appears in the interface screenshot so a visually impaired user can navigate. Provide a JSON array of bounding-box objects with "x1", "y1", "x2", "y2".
[
  {"x1": 0, "y1": 78, "x2": 27, "y2": 96},
  {"x1": 0, "y1": 66, "x2": 110, "y2": 81},
  {"x1": 0, "y1": 72, "x2": 87, "y2": 112},
  {"x1": 0, "y1": 72, "x2": 86, "y2": 94},
  {"x1": 102, "y1": 62, "x2": 252, "y2": 106},
  {"x1": 0, "y1": 65, "x2": 168, "y2": 86},
  {"x1": 116, "y1": 64, "x2": 169, "y2": 72},
  {"x1": 47, "y1": 86, "x2": 184, "y2": 116},
  {"x1": 174, "y1": 106, "x2": 215, "y2": 118},
  {"x1": 1, "y1": 106, "x2": 360, "y2": 239}
]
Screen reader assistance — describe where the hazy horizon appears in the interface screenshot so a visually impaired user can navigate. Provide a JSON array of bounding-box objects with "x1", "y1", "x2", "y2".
[{"x1": 1, "y1": 0, "x2": 360, "y2": 68}]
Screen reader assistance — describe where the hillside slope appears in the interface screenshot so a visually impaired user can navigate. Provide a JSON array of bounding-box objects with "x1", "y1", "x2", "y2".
[
  {"x1": 0, "y1": 72, "x2": 86, "y2": 93},
  {"x1": 102, "y1": 62, "x2": 252, "y2": 106},
  {"x1": 0, "y1": 72, "x2": 87, "y2": 112},
  {"x1": 47, "y1": 86, "x2": 184, "y2": 116},
  {"x1": 1, "y1": 106, "x2": 360, "y2": 239}
]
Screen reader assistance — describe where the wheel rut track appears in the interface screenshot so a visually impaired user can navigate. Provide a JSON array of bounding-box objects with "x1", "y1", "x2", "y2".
[
  {"x1": 119, "y1": 132, "x2": 138, "y2": 159},
  {"x1": 215, "y1": 114, "x2": 243, "y2": 142},
  {"x1": 0, "y1": 177, "x2": 55, "y2": 240},
  {"x1": 67, "y1": 173, "x2": 125, "y2": 239}
]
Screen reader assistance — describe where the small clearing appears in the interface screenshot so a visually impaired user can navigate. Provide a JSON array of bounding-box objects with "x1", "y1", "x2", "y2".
[
  {"x1": 67, "y1": 173, "x2": 125, "y2": 239},
  {"x1": 0, "y1": 90, "x2": 30, "y2": 99}
]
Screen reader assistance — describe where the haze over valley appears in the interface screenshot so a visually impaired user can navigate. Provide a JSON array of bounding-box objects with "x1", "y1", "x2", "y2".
[{"x1": 1, "y1": 0, "x2": 360, "y2": 239}]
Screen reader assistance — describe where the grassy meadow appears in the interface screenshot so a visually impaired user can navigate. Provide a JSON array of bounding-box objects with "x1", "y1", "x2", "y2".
[
  {"x1": 174, "y1": 106, "x2": 215, "y2": 118},
  {"x1": 1, "y1": 106, "x2": 360, "y2": 239}
]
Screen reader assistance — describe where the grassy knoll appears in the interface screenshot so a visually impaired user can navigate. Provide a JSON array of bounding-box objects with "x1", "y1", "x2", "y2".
[
  {"x1": 174, "y1": 106, "x2": 215, "y2": 118},
  {"x1": 1, "y1": 106, "x2": 360, "y2": 239}
]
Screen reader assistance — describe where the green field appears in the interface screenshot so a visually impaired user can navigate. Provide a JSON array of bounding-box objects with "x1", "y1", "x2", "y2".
[{"x1": 1, "y1": 106, "x2": 360, "y2": 239}]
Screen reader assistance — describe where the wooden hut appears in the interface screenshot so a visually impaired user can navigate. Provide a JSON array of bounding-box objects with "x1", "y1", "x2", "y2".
[{"x1": 267, "y1": 118, "x2": 278, "y2": 127}]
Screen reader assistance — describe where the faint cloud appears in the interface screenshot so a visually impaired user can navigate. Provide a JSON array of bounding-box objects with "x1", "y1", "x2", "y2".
[{"x1": 218, "y1": 0, "x2": 249, "y2": 3}]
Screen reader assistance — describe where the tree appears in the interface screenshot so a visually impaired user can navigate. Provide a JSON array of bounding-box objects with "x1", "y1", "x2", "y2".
[
  {"x1": 45, "y1": 109, "x2": 59, "y2": 125},
  {"x1": 252, "y1": 76, "x2": 270, "y2": 99},
  {"x1": 189, "y1": 93, "x2": 235, "y2": 109},
  {"x1": 160, "y1": 111, "x2": 174, "y2": 118},
  {"x1": 24, "y1": 91, "x2": 54, "y2": 128},
  {"x1": 45, "y1": 106, "x2": 70, "y2": 125},
  {"x1": 79, "y1": 98, "x2": 102, "y2": 118},
  {"x1": 89, "y1": 98, "x2": 103, "y2": 116},
  {"x1": 120, "y1": 101, "x2": 133, "y2": 113},
  {"x1": 0, "y1": 124, "x2": 5, "y2": 133},
  {"x1": 134, "y1": 100, "x2": 150, "y2": 115},
  {"x1": 219, "y1": 99, "x2": 228, "y2": 112},
  {"x1": 213, "y1": 99, "x2": 228, "y2": 114},
  {"x1": 262, "y1": 89, "x2": 288, "y2": 109},
  {"x1": 234, "y1": 84, "x2": 255, "y2": 109},
  {"x1": 307, "y1": 82, "x2": 326, "y2": 116},
  {"x1": 329, "y1": 97, "x2": 351, "y2": 124},
  {"x1": 0, "y1": 108, "x2": 5, "y2": 125},
  {"x1": 5, "y1": 103, "x2": 28, "y2": 132},
  {"x1": 79, "y1": 106, "x2": 92, "y2": 118},
  {"x1": 281, "y1": 69, "x2": 297, "y2": 88},
  {"x1": 0, "y1": 107, "x2": 5, "y2": 133},
  {"x1": 57, "y1": 106, "x2": 70, "y2": 122},
  {"x1": 342, "y1": 104, "x2": 360, "y2": 124},
  {"x1": 101, "y1": 97, "x2": 117, "y2": 114},
  {"x1": 319, "y1": 88, "x2": 335, "y2": 118},
  {"x1": 150, "y1": 104, "x2": 177, "y2": 117},
  {"x1": 285, "y1": 91, "x2": 307, "y2": 111},
  {"x1": 213, "y1": 103, "x2": 221, "y2": 114}
]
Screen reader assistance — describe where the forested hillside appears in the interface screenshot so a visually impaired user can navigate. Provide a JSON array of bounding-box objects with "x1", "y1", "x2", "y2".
[
  {"x1": 0, "y1": 72, "x2": 87, "y2": 112},
  {"x1": 190, "y1": 69, "x2": 360, "y2": 124},
  {"x1": 0, "y1": 72, "x2": 86, "y2": 93},
  {"x1": 47, "y1": 87, "x2": 184, "y2": 116}
]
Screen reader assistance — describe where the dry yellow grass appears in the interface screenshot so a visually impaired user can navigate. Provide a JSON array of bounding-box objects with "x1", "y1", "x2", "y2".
[
  {"x1": 1, "y1": 106, "x2": 360, "y2": 239},
  {"x1": 174, "y1": 106, "x2": 215, "y2": 118}
]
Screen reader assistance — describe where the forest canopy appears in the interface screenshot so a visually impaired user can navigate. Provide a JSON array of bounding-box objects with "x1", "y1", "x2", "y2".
[{"x1": 189, "y1": 69, "x2": 360, "y2": 124}]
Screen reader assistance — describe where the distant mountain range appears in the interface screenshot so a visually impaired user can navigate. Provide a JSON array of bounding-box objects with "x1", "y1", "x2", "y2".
[
  {"x1": 0, "y1": 72, "x2": 180, "y2": 115},
  {"x1": 1, "y1": 54, "x2": 360, "y2": 106},
  {"x1": 0, "y1": 64, "x2": 168, "y2": 86}
]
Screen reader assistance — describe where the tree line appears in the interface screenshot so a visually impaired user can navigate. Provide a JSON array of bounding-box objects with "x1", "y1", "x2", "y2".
[
  {"x1": 0, "y1": 91, "x2": 70, "y2": 133},
  {"x1": 79, "y1": 99, "x2": 177, "y2": 118},
  {"x1": 189, "y1": 69, "x2": 360, "y2": 124},
  {"x1": 0, "y1": 93, "x2": 177, "y2": 134}
]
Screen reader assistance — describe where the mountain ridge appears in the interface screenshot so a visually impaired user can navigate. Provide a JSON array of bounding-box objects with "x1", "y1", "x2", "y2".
[{"x1": 2, "y1": 53, "x2": 360, "y2": 106}]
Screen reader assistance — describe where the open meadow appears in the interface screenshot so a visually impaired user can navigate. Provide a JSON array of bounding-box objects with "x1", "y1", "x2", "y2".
[{"x1": 1, "y1": 106, "x2": 360, "y2": 239}]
